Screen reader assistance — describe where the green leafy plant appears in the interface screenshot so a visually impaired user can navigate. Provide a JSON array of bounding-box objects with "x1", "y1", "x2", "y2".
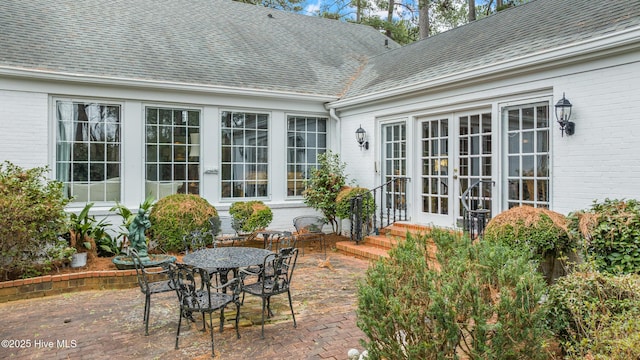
[
  {"x1": 0, "y1": 161, "x2": 70, "y2": 280},
  {"x1": 229, "y1": 200, "x2": 273, "y2": 235},
  {"x1": 357, "y1": 228, "x2": 553, "y2": 360},
  {"x1": 483, "y1": 205, "x2": 578, "y2": 284},
  {"x1": 303, "y1": 151, "x2": 348, "y2": 233},
  {"x1": 148, "y1": 194, "x2": 217, "y2": 252},
  {"x1": 548, "y1": 269, "x2": 640, "y2": 359},
  {"x1": 68, "y1": 202, "x2": 112, "y2": 254},
  {"x1": 335, "y1": 186, "x2": 375, "y2": 221},
  {"x1": 107, "y1": 196, "x2": 155, "y2": 255},
  {"x1": 569, "y1": 198, "x2": 640, "y2": 274}
]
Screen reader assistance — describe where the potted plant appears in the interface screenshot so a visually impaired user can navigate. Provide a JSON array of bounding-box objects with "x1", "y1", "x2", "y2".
[{"x1": 67, "y1": 202, "x2": 111, "y2": 267}]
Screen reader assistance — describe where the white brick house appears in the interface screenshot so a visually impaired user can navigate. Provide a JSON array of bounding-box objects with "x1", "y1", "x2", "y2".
[{"x1": 1, "y1": 0, "x2": 639, "y2": 231}]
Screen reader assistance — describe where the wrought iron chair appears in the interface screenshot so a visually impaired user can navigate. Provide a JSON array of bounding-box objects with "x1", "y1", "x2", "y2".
[
  {"x1": 169, "y1": 262, "x2": 242, "y2": 357},
  {"x1": 214, "y1": 215, "x2": 247, "y2": 246},
  {"x1": 182, "y1": 229, "x2": 210, "y2": 254},
  {"x1": 183, "y1": 230, "x2": 228, "y2": 287},
  {"x1": 129, "y1": 248, "x2": 174, "y2": 336},
  {"x1": 240, "y1": 247, "x2": 299, "y2": 338},
  {"x1": 293, "y1": 216, "x2": 327, "y2": 256}
]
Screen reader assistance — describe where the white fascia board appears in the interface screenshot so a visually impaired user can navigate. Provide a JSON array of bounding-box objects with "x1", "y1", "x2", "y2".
[
  {"x1": 328, "y1": 26, "x2": 640, "y2": 110},
  {"x1": 0, "y1": 67, "x2": 338, "y2": 103}
]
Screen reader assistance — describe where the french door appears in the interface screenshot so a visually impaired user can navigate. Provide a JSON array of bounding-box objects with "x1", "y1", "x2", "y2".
[{"x1": 414, "y1": 111, "x2": 493, "y2": 227}]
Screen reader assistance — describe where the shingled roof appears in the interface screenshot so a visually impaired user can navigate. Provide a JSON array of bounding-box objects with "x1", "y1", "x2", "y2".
[
  {"x1": 1, "y1": 0, "x2": 638, "y2": 102},
  {"x1": 340, "y1": 0, "x2": 640, "y2": 100},
  {"x1": 0, "y1": 0, "x2": 398, "y2": 98}
]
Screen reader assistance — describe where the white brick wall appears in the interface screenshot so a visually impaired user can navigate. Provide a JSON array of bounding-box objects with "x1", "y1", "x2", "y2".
[
  {"x1": 0, "y1": 90, "x2": 49, "y2": 169},
  {"x1": 552, "y1": 61, "x2": 640, "y2": 214}
]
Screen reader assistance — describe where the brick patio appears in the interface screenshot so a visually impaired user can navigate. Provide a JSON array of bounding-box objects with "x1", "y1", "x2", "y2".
[{"x1": 0, "y1": 249, "x2": 372, "y2": 359}]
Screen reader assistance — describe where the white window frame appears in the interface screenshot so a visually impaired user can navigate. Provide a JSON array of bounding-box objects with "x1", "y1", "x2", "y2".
[
  {"x1": 286, "y1": 115, "x2": 328, "y2": 198},
  {"x1": 54, "y1": 98, "x2": 122, "y2": 204}
]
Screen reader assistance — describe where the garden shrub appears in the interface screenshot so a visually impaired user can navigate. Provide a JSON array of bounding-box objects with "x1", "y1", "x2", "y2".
[
  {"x1": 0, "y1": 161, "x2": 71, "y2": 280},
  {"x1": 483, "y1": 205, "x2": 577, "y2": 283},
  {"x1": 357, "y1": 228, "x2": 553, "y2": 360},
  {"x1": 548, "y1": 270, "x2": 640, "y2": 359},
  {"x1": 303, "y1": 151, "x2": 347, "y2": 233},
  {"x1": 149, "y1": 194, "x2": 217, "y2": 252},
  {"x1": 335, "y1": 186, "x2": 375, "y2": 221},
  {"x1": 229, "y1": 200, "x2": 272, "y2": 234},
  {"x1": 569, "y1": 198, "x2": 640, "y2": 274}
]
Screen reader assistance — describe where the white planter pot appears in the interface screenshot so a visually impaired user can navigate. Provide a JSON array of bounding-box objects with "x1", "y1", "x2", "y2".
[{"x1": 70, "y1": 252, "x2": 87, "y2": 268}]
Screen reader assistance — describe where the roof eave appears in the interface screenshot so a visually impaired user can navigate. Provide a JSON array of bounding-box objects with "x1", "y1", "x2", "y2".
[
  {"x1": 328, "y1": 26, "x2": 640, "y2": 110},
  {"x1": 0, "y1": 66, "x2": 339, "y2": 103}
]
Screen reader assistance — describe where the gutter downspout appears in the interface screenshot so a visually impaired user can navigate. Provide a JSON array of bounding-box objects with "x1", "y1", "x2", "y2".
[{"x1": 327, "y1": 106, "x2": 343, "y2": 235}]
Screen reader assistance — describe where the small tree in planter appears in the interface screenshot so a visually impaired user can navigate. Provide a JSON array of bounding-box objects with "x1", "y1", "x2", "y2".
[
  {"x1": 149, "y1": 194, "x2": 217, "y2": 253},
  {"x1": 229, "y1": 200, "x2": 273, "y2": 239},
  {"x1": 303, "y1": 151, "x2": 348, "y2": 233}
]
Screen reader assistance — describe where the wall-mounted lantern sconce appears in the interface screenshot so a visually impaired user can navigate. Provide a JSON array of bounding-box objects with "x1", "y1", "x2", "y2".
[
  {"x1": 355, "y1": 125, "x2": 369, "y2": 150},
  {"x1": 555, "y1": 93, "x2": 574, "y2": 137}
]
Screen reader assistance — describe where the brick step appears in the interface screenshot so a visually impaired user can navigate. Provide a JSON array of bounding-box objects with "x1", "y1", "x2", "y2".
[
  {"x1": 335, "y1": 241, "x2": 389, "y2": 261},
  {"x1": 381, "y1": 223, "x2": 432, "y2": 238},
  {"x1": 336, "y1": 223, "x2": 436, "y2": 260}
]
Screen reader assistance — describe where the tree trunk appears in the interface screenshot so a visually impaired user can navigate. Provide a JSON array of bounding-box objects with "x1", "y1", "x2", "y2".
[
  {"x1": 419, "y1": 0, "x2": 430, "y2": 39},
  {"x1": 468, "y1": 0, "x2": 476, "y2": 22},
  {"x1": 386, "y1": 0, "x2": 395, "y2": 38}
]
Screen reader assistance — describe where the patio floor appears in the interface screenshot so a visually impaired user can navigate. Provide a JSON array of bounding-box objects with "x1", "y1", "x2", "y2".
[{"x1": 0, "y1": 246, "x2": 372, "y2": 359}]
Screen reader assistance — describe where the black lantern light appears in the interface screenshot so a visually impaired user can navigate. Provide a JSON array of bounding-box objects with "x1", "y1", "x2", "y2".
[
  {"x1": 554, "y1": 93, "x2": 574, "y2": 137},
  {"x1": 355, "y1": 125, "x2": 369, "y2": 150}
]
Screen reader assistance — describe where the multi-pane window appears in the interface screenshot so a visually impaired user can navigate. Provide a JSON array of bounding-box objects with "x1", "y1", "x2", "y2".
[
  {"x1": 221, "y1": 111, "x2": 269, "y2": 198},
  {"x1": 421, "y1": 119, "x2": 449, "y2": 214},
  {"x1": 504, "y1": 103, "x2": 550, "y2": 208},
  {"x1": 458, "y1": 112, "x2": 492, "y2": 217},
  {"x1": 382, "y1": 123, "x2": 407, "y2": 210},
  {"x1": 287, "y1": 116, "x2": 327, "y2": 196},
  {"x1": 56, "y1": 101, "x2": 121, "y2": 203},
  {"x1": 145, "y1": 107, "x2": 200, "y2": 200}
]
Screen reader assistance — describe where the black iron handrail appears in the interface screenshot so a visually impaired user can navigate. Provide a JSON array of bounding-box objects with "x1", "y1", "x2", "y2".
[
  {"x1": 349, "y1": 177, "x2": 409, "y2": 243},
  {"x1": 461, "y1": 179, "x2": 494, "y2": 240}
]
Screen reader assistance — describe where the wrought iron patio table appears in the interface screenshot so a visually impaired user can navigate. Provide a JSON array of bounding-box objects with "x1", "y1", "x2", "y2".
[{"x1": 182, "y1": 247, "x2": 273, "y2": 288}]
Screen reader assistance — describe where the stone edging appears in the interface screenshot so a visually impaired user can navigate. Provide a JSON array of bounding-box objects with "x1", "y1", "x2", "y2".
[{"x1": 0, "y1": 268, "x2": 166, "y2": 303}]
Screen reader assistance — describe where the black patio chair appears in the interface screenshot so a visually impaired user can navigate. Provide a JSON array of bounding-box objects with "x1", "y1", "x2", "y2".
[
  {"x1": 240, "y1": 247, "x2": 299, "y2": 338},
  {"x1": 214, "y1": 215, "x2": 247, "y2": 246},
  {"x1": 183, "y1": 230, "x2": 228, "y2": 287},
  {"x1": 129, "y1": 248, "x2": 174, "y2": 336},
  {"x1": 182, "y1": 229, "x2": 210, "y2": 254},
  {"x1": 293, "y1": 216, "x2": 327, "y2": 256},
  {"x1": 169, "y1": 262, "x2": 242, "y2": 357}
]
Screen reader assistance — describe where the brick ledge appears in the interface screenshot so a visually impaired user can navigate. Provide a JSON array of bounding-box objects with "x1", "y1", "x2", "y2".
[{"x1": 0, "y1": 268, "x2": 166, "y2": 303}]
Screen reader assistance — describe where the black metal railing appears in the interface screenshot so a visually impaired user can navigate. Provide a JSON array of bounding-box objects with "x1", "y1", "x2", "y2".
[
  {"x1": 350, "y1": 177, "x2": 409, "y2": 243},
  {"x1": 461, "y1": 179, "x2": 494, "y2": 240}
]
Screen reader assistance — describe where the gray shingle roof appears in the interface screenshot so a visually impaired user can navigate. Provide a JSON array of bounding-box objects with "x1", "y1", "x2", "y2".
[
  {"x1": 0, "y1": 0, "x2": 398, "y2": 97},
  {"x1": 341, "y1": 0, "x2": 640, "y2": 99}
]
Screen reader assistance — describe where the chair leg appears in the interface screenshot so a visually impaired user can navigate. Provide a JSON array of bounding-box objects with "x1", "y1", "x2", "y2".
[
  {"x1": 260, "y1": 297, "x2": 267, "y2": 339},
  {"x1": 287, "y1": 289, "x2": 297, "y2": 329},
  {"x1": 175, "y1": 308, "x2": 183, "y2": 350},
  {"x1": 144, "y1": 294, "x2": 151, "y2": 336},
  {"x1": 209, "y1": 311, "x2": 215, "y2": 357},
  {"x1": 234, "y1": 302, "x2": 241, "y2": 339},
  {"x1": 219, "y1": 308, "x2": 225, "y2": 333}
]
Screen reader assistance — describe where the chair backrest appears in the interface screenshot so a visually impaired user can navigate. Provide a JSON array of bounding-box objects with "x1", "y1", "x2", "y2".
[
  {"x1": 169, "y1": 263, "x2": 240, "y2": 311},
  {"x1": 293, "y1": 216, "x2": 326, "y2": 234},
  {"x1": 262, "y1": 247, "x2": 298, "y2": 293},
  {"x1": 129, "y1": 248, "x2": 150, "y2": 293},
  {"x1": 183, "y1": 230, "x2": 210, "y2": 253}
]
